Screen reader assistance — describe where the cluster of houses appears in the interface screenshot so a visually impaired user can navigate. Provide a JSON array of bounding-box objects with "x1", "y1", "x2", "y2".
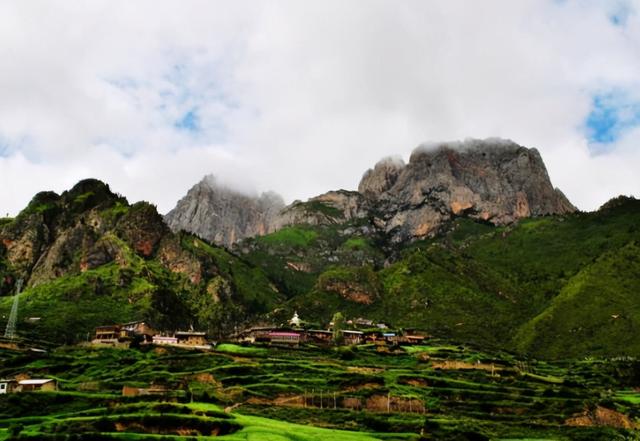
[
  {"x1": 0, "y1": 313, "x2": 425, "y2": 396},
  {"x1": 0, "y1": 378, "x2": 57, "y2": 394},
  {"x1": 90, "y1": 313, "x2": 427, "y2": 350},
  {"x1": 233, "y1": 312, "x2": 428, "y2": 347},
  {"x1": 92, "y1": 321, "x2": 210, "y2": 349}
]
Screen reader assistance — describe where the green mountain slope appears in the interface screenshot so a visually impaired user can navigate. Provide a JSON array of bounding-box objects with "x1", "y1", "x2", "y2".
[
  {"x1": 514, "y1": 241, "x2": 640, "y2": 358},
  {"x1": 255, "y1": 197, "x2": 640, "y2": 358},
  {"x1": 2, "y1": 179, "x2": 639, "y2": 359},
  {"x1": 0, "y1": 180, "x2": 281, "y2": 343}
]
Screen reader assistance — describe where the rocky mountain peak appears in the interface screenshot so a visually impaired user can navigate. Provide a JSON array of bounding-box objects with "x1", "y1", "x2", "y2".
[
  {"x1": 164, "y1": 176, "x2": 285, "y2": 248},
  {"x1": 167, "y1": 138, "x2": 576, "y2": 246},
  {"x1": 369, "y1": 138, "x2": 576, "y2": 242},
  {"x1": 358, "y1": 156, "x2": 405, "y2": 198}
]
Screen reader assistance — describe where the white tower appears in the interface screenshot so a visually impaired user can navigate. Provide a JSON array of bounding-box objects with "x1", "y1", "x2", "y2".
[{"x1": 289, "y1": 311, "x2": 301, "y2": 327}]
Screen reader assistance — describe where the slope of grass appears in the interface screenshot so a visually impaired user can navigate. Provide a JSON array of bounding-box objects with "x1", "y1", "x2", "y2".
[
  {"x1": 0, "y1": 343, "x2": 638, "y2": 439},
  {"x1": 268, "y1": 198, "x2": 640, "y2": 358},
  {"x1": 257, "y1": 226, "x2": 319, "y2": 249},
  {"x1": 514, "y1": 241, "x2": 640, "y2": 358}
]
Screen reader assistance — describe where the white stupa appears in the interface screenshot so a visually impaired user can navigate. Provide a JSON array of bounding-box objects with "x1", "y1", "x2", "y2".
[{"x1": 289, "y1": 311, "x2": 301, "y2": 327}]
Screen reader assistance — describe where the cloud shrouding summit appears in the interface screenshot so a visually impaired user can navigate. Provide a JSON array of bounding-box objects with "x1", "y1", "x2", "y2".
[{"x1": 1, "y1": 0, "x2": 639, "y2": 215}]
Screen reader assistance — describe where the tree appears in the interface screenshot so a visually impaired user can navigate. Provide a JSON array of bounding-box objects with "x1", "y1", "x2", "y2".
[{"x1": 332, "y1": 312, "x2": 345, "y2": 345}]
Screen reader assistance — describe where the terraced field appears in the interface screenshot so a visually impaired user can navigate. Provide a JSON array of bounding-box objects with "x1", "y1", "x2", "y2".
[{"x1": 0, "y1": 342, "x2": 639, "y2": 440}]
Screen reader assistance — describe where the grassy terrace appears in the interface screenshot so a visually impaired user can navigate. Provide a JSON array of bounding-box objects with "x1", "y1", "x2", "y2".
[{"x1": 0, "y1": 342, "x2": 639, "y2": 440}]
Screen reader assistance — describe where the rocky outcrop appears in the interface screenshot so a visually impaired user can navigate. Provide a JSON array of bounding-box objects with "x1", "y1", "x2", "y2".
[
  {"x1": 1, "y1": 179, "x2": 195, "y2": 288},
  {"x1": 358, "y1": 139, "x2": 576, "y2": 242},
  {"x1": 167, "y1": 139, "x2": 576, "y2": 246},
  {"x1": 164, "y1": 175, "x2": 285, "y2": 248},
  {"x1": 358, "y1": 157, "x2": 405, "y2": 198},
  {"x1": 272, "y1": 190, "x2": 369, "y2": 230}
]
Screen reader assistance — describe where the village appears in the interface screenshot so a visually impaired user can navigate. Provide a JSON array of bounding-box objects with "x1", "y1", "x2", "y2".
[
  {"x1": 90, "y1": 312, "x2": 428, "y2": 349},
  {"x1": 0, "y1": 311, "x2": 428, "y2": 397}
]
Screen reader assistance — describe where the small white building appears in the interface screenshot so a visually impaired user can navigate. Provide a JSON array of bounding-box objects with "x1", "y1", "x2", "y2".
[
  {"x1": 0, "y1": 379, "x2": 17, "y2": 394},
  {"x1": 17, "y1": 379, "x2": 57, "y2": 392}
]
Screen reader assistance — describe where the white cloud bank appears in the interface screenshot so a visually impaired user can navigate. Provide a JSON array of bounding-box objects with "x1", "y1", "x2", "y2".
[{"x1": 0, "y1": 0, "x2": 639, "y2": 215}]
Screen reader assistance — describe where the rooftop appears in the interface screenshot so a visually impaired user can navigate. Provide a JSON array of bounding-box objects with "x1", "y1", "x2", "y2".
[
  {"x1": 19, "y1": 379, "x2": 54, "y2": 385},
  {"x1": 269, "y1": 332, "x2": 301, "y2": 337}
]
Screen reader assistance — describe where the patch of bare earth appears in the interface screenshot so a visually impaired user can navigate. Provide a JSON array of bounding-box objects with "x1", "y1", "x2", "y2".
[{"x1": 565, "y1": 406, "x2": 636, "y2": 429}]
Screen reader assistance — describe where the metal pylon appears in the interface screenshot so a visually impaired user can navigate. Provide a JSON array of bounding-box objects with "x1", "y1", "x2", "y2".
[{"x1": 4, "y1": 279, "x2": 23, "y2": 339}]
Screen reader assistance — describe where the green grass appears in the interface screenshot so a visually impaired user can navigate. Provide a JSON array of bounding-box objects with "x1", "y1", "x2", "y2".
[
  {"x1": 291, "y1": 200, "x2": 346, "y2": 220},
  {"x1": 342, "y1": 238, "x2": 370, "y2": 251},
  {"x1": 513, "y1": 241, "x2": 640, "y2": 358},
  {"x1": 258, "y1": 198, "x2": 640, "y2": 359},
  {"x1": 616, "y1": 390, "x2": 640, "y2": 404},
  {"x1": 0, "y1": 343, "x2": 638, "y2": 439},
  {"x1": 258, "y1": 226, "x2": 319, "y2": 249},
  {"x1": 215, "y1": 344, "x2": 268, "y2": 356}
]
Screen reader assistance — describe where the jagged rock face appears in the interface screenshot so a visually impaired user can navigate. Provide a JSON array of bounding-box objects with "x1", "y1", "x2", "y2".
[
  {"x1": 358, "y1": 157, "x2": 405, "y2": 198},
  {"x1": 164, "y1": 175, "x2": 285, "y2": 248},
  {"x1": 168, "y1": 139, "x2": 575, "y2": 246},
  {"x1": 359, "y1": 139, "x2": 576, "y2": 242},
  {"x1": 271, "y1": 190, "x2": 369, "y2": 230},
  {"x1": 1, "y1": 179, "x2": 181, "y2": 288}
]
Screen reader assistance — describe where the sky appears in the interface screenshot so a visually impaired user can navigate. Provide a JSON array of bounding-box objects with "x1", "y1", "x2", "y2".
[{"x1": 1, "y1": 0, "x2": 639, "y2": 216}]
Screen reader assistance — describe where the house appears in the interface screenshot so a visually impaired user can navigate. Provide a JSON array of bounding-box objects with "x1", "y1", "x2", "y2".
[
  {"x1": 354, "y1": 318, "x2": 374, "y2": 327},
  {"x1": 403, "y1": 335, "x2": 427, "y2": 345},
  {"x1": 92, "y1": 325, "x2": 132, "y2": 345},
  {"x1": 382, "y1": 332, "x2": 398, "y2": 344},
  {"x1": 364, "y1": 331, "x2": 382, "y2": 343},
  {"x1": 151, "y1": 331, "x2": 210, "y2": 349},
  {"x1": 269, "y1": 331, "x2": 302, "y2": 346},
  {"x1": 152, "y1": 335, "x2": 178, "y2": 345},
  {"x1": 342, "y1": 330, "x2": 364, "y2": 345},
  {"x1": 307, "y1": 329, "x2": 333, "y2": 344},
  {"x1": 234, "y1": 327, "x2": 276, "y2": 343},
  {"x1": 121, "y1": 321, "x2": 157, "y2": 341},
  {"x1": 175, "y1": 331, "x2": 208, "y2": 346},
  {"x1": 17, "y1": 379, "x2": 56, "y2": 392},
  {"x1": 92, "y1": 322, "x2": 157, "y2": 346},
  {"x1": 0, "y1": 379, "x2": 17, "y2": 394}
]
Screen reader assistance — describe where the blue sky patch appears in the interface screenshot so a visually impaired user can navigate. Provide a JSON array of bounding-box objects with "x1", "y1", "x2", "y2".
[
  {"x1": 175, "y1": 109, "x2": 200, "y2": 132},
  {"x1": 0, "y1": 138, "x2": 9, "y2": 157},
  {"x1": 585, "y1": 91, "x2": 640, "y2": 148},
  {"x1": 609, "y1": 1, "x2": 633, "y2": 26}
]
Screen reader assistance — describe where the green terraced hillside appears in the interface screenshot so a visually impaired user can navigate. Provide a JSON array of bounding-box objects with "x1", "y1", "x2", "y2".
[{"x1": 0, "y1": 342, "x2": 639, "y2": 440}]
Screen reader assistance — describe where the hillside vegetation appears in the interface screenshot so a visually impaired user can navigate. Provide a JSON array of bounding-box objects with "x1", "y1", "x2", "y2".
[
  {"x1": 0, "y1": 180, "x2": 280, "y2": 343},
  {"x1": 1, "y1": 342, "x2": 639, "y2": 439},
  {"x1": 1, "y1": 178, "x2": 639, "y2": 359},
  {"x1": 246, "y1": 197, "x2": 640, "y2": 359}
]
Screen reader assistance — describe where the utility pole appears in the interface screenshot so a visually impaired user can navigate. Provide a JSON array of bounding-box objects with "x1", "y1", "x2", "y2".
[{"x1": 4, "y1": 279, "x2": 23, "y2": 339}]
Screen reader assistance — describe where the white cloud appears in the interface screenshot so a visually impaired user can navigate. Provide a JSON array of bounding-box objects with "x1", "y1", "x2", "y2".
[{"x1": 0, "y1": 0, "x2": 639, "y2": 216}]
